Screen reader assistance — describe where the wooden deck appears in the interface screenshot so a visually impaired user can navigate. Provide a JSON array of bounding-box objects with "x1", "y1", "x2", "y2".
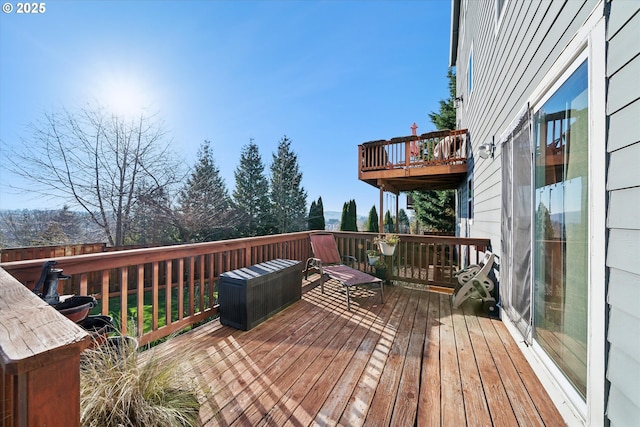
[{"x1": 150, "y1": 276, "x2": 565, "y2": 426}]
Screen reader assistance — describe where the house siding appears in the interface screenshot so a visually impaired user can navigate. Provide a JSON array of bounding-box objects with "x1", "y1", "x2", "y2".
[
  {"x1": 452, "y1": 0, "x2": 640, "y2": 425},
  {"x1": 455, "y1": 0, "x2": 597, "y2": 257},
  {"x1": 605, "y1": 2, "x2": 640, "y2": 425}
]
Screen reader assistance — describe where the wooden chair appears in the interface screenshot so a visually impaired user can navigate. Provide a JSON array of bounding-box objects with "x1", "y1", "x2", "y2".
[{"x1": 305, "y1": 232, "x2": 384, "y2": 310}]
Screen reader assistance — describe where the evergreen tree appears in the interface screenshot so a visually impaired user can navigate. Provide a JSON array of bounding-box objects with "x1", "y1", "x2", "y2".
[
  {"x1": 340, "y1": 199, "x2": 358, "y2": 231},
  {"x1": 308, "y1": 196, "x2": 325, "y2": 230},
  {"x1": 413, "y1": 190, "x2": 456, "y2": 234},
  {"x1": 415, "y1": 69, "x2": 457, "y2": 234},
  {"x1": 270, "y1": 136, "x2": 308, "y2": 233},
  {"x1": 54, "y1": 206, "x2": 80, "y2": 241},
  {"x1": 397, "y1": 209, "x2": 410, "y2": 234},
  {"x1": 36, "y1": 221, "x2": 68, "y2": 246},
  {"x1": 428, "y1": 68, "x2": 457, "y2": 130},
  {"x1": 348, "y1": 200, "x2": 358, "y2": 231},
  {"x1": 178, "y1": 140, "x2": 234, "y2": 242},
  {"x1": 130, "y1": 183, "x2": 179, "y2": 245},
  {"x1": 384, "y1": 210, "x2": 395, "y2": 233},
  {"x1": 366, "y1": 205, "x2": 379, "y2": 232},
  {"x1": 233, "y1": 139, "x2": 273, "y2": 236},
  {"x1": 309, "y1": 200, "x2": 318, "y2": 230},
  {"x1": 536, "y1": 202, "x2": 555, "y2": 240},
  {"x1": 340, "y1": 201, "x2": 348, "y2": 231},
  {"x1": 316, "y1": 197, "x2": 325, "y2": 230}
]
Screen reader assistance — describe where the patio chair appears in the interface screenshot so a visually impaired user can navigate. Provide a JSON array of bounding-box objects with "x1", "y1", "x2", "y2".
[
  {"x1": 451, "y1": 251, "x2": 497, "y2": 314},
  {"x1": 305, "y1": 232, "x2": 384, "y2": 311}
]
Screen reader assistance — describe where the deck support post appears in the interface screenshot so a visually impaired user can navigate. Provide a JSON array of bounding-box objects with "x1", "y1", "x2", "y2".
[{"x1": 379, "y1": 187, "x2": 384, "y2": 232}]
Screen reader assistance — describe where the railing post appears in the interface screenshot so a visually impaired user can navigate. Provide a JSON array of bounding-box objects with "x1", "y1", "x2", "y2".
[
  {"x1": 244, "y1": 241, "x2": 252, "y2": 266},
  {"x1": 1, "y1": 268, "x2": 89, "y2": 427},
  {"x1": 405, "y1": 140, "x2": 411, "y2": 167}
]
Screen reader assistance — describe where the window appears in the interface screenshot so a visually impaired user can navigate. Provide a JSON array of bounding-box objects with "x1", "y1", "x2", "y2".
[{"x1": 533, "y1": 60, "x2": 588, "y2": 399}]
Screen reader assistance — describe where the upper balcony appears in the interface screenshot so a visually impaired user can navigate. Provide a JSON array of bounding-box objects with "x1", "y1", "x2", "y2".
[{"x1": 358, "y1": 129, "x2": 468, "y2": 192}]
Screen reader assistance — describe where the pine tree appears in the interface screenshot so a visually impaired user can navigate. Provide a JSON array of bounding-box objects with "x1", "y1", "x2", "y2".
[
  {"x1": 413, "y1": 190, "x2": 455, "y2": 234},
  {"x1": 384, "y1": 210, "x2": 395, "y2": 233},
  {"x1": 316, "y1": 197, "x2": 325, "y2": 230},
  {"x1": 340, "y1": 199, "x2": 358, "y2": 231},
  {"x1": 349, "y1": 200, "x2": 358, "y2": 231},
  {"x1": 340, "y1": 201, "x2": 349, "y2": 231},
  {"x1": 415, "y1": 69, "x2": 457, "y2": 234},
  {"x1": 130, "y1": 183, "x2": 179, "y2": 245},
  {"x1": 270, "y1": 136, "x2": 308, "y2": 233},
  {"x1": 309, "y1": 200, "x2": 317, "y2": 229},
  {"x1": 233, "y1": 139, "x2": 273, "y2": 236},
  {"x1": 366, "y1": 205, "x2": 379, "y2": 232},
  {"x1": 178, "y1": 141, "x2": 234, "y2": 242},
  {"x1": 397, "y1": 209, "x2": 410, "y2": 234},
  {"x1": 308, "y1": 196, "x2": 325, "y2": 230},
  {"x1": 428, "y1": 68, "x2": 457, "y2": 130},
  {"x1": 36, "y1": 221, "x2": 67, "y2": 246}
]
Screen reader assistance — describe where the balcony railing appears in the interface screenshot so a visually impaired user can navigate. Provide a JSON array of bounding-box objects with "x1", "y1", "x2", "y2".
[
  {"x1": 358, "y1": 129, "x2": 469, "y2": 192},
  {"x1": 359, "y1": 129, "x2": 468, "y2": 172}
]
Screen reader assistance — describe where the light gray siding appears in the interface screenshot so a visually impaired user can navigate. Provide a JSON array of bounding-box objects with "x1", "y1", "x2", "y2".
[
  {"x1": 454, "y1": 0, "x2": 599, "y2": 256},
  {"x1": 605, "y1": 2, "x2": 640, "y2": 425},
  {"x1": 452, "y1": 0, "x2": 640, "y2": 424}
]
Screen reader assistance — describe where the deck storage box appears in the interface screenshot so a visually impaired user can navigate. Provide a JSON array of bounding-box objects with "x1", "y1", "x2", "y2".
[{"x1": 219, "y1": 259, "x2": 302, "y2": 330}]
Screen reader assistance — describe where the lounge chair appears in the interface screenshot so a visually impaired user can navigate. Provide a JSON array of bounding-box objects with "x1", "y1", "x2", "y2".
[
  {"x1": 305, "y1": 232, "x2": 384, "y2": 310},
  {"x1": 451, "y1": 251, "x2": 497, "y2": 314}
]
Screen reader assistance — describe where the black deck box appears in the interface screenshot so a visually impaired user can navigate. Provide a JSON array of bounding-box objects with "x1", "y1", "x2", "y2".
[{"x1": 219, "y1": 259, "x2": 302, "y2": 330}]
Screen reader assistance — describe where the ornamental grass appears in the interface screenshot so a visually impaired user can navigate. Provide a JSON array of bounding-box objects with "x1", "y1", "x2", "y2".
[{"x1": 80, "y1": 335, "x2": 200, "y2": 427}]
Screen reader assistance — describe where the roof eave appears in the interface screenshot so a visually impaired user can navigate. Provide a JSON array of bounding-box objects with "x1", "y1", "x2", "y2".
[{"x1": 449, "y1": 0, "x2": 461, "y2": 67}]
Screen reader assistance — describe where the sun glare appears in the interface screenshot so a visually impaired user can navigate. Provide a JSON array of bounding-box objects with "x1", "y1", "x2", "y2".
[{"x1": 95, "y1": 70, "x2": 152, "y2": 119}]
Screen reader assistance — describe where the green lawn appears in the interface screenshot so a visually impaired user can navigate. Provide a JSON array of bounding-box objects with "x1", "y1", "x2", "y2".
[{"x1": 90, "y1": 284, "x2": 216, "y2": 335}]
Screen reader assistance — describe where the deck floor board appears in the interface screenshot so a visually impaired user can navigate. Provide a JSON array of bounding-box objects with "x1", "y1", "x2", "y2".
[{"x1": 151, "y1": 275, "x2": 566, "y2": 426}]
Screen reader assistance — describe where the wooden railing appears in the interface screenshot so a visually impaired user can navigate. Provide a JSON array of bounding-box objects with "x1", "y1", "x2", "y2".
[
  {"x1": 0, "y1": 231, "x2": 491, "y2": 347},
  {"x1": 0, "y1": 242, "x2": 107, "y2": 262},
  {"x1": 1, "y1": 233, "x2": 312, "y2": 347},
  {"x1": 0, "y1": 231, "x2": 491, "y2": 426},
  {"x1": 359, "y1": 129, "x2": 468, "y2": 172},
  {"x1": 332, "y1": 232, "x2": 491, "y2": 290}
]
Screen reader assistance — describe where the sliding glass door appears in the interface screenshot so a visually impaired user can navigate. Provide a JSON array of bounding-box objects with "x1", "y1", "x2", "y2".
[{"x1": 532, "y1": 60, "x2": 589, "y2": 399}]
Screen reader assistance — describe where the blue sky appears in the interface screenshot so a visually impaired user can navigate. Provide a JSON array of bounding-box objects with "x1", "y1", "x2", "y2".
[{"x1": 0, "y1": 0, "x2": 453, "y2": 216}]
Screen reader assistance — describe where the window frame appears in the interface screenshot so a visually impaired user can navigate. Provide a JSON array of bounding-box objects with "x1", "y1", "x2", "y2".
[
  {"x1": 525, "y1": 10, "x2": 606, "y2": 426},
  {"x1": 532, "y1": 56, "x2": 589, "y2": 404}
]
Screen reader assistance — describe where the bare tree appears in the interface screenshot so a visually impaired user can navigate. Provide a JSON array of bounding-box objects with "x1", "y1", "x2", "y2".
[
  {"x1": 3, "y1": 106, "x2": 184, "y2": 246},
  {"x1": 0, "y1": 210, "x2": 59, "y2": 247},
  {"x1": 0, "y1": 207, "x2": 107, "y2": 248}
]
